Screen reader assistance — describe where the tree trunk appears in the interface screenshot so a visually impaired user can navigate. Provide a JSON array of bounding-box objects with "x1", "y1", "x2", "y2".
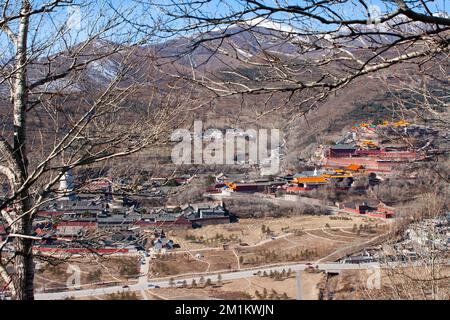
[
  {"x1": 10, "y1": 0, "x2": 34, "y2": 300},
  {"x1": 11, "y1": 200, "x2": 35, "y2": 300},
  {"x1": 12, "y1": 0, "x2": 30, "y2": 172}
]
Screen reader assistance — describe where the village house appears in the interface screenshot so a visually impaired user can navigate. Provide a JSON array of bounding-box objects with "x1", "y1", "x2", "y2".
[
  {"x1": 338, "y1": 201, "x2": 395, "y2": 219},
  {"x1": 140, "y1": 212, "x2": 192, "y2": 229},
  {"x1": 182, "y1": 202, "x2": 234, "y2": 227},
  {"x1": 97, "y1": 208, "x2": 142, "y2": 231},
  {"x1": 35, "y1": 182, "x2": 235, "y2": 255},
  {"x1": 215, "y1": 173, "x2": 249, "y2": 183},
  {"x1": 327, "y1": 144, "x2": 357, "y2": 158},
  {"x1": 152, "y1": 237, "x2": 178, "y2": 251},
  {"x1": 55, "y1": 221, "x2": 97, "y2": 238},
  {"x1": 137, "y1": 202, "x2": 235, "y2": 229},
  {"x1": 212, "y1": 179, "x2": 286, "y2": 195},
  {"x1": 285, "y1": 177, "x2": 329, "y2": 193},
  {"x1": 39, "y1": 199, "x2": 106, "y2": 218}
]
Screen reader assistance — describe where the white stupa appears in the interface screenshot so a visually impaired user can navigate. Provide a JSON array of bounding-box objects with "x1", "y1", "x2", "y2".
[{"x1": 58, "y1": 170, "x2": 76, "y2": 200}]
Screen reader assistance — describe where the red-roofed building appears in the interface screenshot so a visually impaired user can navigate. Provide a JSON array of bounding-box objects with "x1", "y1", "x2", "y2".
[
  {"x1": 34, "y1": 247, "x2": 129, "y2": 254},
  {"x1": 339, "y1": 202, "x2": 395, "y2": 219}
]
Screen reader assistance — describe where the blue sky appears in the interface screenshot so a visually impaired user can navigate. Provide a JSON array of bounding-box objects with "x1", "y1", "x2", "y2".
[
  {"x1": 0, "y1": 0, "x2": 448, "y2": 55},
  {"x1": 146, "y1": 0, "x2": 449, "y2": 35}
]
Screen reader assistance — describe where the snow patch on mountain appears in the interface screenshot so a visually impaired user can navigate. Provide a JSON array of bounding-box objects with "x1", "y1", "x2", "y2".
[
  {"x1": 235, "y1": 47, "x2": 253, "y2": 59},
  {"x1": 241, "y1": 17, "x2": 299, "y2": 34},
  {"x1": 88, "y1": 58, "x2": 120, "y2": 82}
]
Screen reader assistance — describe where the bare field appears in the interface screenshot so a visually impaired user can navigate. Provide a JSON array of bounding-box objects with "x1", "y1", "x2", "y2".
[
  {"x1": 196, "y1": 250, "x2": 240, "y2": 272},
  {"x1": 217, "y1": 272, "x2": 324, "y2": 300},
  {"x1": 34, "y1": 255, "x2": 141, "y2": 291},
  {"x1": 150, "y1": 253, "x2": 210, "y2": 277},
  {"x1": 168, "y1": 215, "x2": 386, "y2": 251},
  {"x1": 153, "y1": 216, "x2": 387, "y2": 274},
  {"x1": 73, "y1": 291, "x2": 144, "y2": 300},
  {"x1": 236, "y1": 234, "x2": 342, "y2": 266},
  {"x1": 146, "y1": 287, "x2": 249, "y2": 300},
  {"x1": 150, "y1": 249, "x2": 240, "y2": 278},
  {"x1": 147, "y1": 271, "x2": 325, "y2": 300}
]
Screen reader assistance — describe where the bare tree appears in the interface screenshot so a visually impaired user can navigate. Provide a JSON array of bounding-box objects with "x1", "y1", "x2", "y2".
[
  {"x1": 0, "y1": 0, "x2": 447, "y2": 301},
  {"x1": 148, "y1": 0, "x2": 448, "y2": 122},
  {"x1": 377, "y1": 59, "x2": 449, "y2": 130},
  {"x1": 0, "y1": 0, "x2": 192, "y2": 300}
]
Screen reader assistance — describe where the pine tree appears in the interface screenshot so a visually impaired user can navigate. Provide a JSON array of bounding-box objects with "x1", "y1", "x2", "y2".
[{"x1": 217, "y1": 274, "x2": 222, "y2": 285}]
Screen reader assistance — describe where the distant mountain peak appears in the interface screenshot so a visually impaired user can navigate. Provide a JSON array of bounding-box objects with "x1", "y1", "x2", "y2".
[{"x1": 239, "y1": 17, "x2": 299, "y2": 34}]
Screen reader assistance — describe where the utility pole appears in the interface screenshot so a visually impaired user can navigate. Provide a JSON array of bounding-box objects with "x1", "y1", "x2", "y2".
[{"x1": 296, "y1": 270, "x2": 303, "y2": 300}]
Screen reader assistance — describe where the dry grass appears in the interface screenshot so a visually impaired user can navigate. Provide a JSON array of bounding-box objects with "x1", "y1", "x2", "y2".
[
  {"x1": 150, "y1": 253, "x2": 209, "y2": 277},
  {"x1": 169, "y1": 215, "x2": 385, "y2": 250},
  {"x1": 151, "y1": 216, "x2": 387, "y2": 274},
  {"x1": 34, "y1": 255, "x2": 140, "y2": 291},
  {"x1": 148, "y1": 272, "x2": 325, "y2": 300},
  {"x1": 73, "y1": 291, "x2": 144, "y2": 300}
]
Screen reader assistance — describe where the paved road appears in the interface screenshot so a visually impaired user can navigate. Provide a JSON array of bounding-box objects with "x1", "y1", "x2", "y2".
[
  {"x1": 35, "y1": 262, "x2": 381, "y2": 300},
  {"x1": 138, "y1": 255, "x2": 151, "y2": 300}
]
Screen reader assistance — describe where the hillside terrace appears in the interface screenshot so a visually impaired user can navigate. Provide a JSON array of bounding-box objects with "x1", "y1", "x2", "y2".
[{"x1": 322, "y1": 121, "x2": 437, "y2": 173}]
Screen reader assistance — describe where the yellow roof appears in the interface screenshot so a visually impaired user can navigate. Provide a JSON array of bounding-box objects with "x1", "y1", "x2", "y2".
[
  {"x1": 322, "y1": 174, "x2": 353, "y2": 179},
  {"x1": 346, "y1": 164, "x2": 364, "y2": 171},
  {"x1": 294, "y1": 177, "x2": 328, "y2": 184},
  {"x1": 393, "y1": 120, "x2": 410, "y2": 127}
]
